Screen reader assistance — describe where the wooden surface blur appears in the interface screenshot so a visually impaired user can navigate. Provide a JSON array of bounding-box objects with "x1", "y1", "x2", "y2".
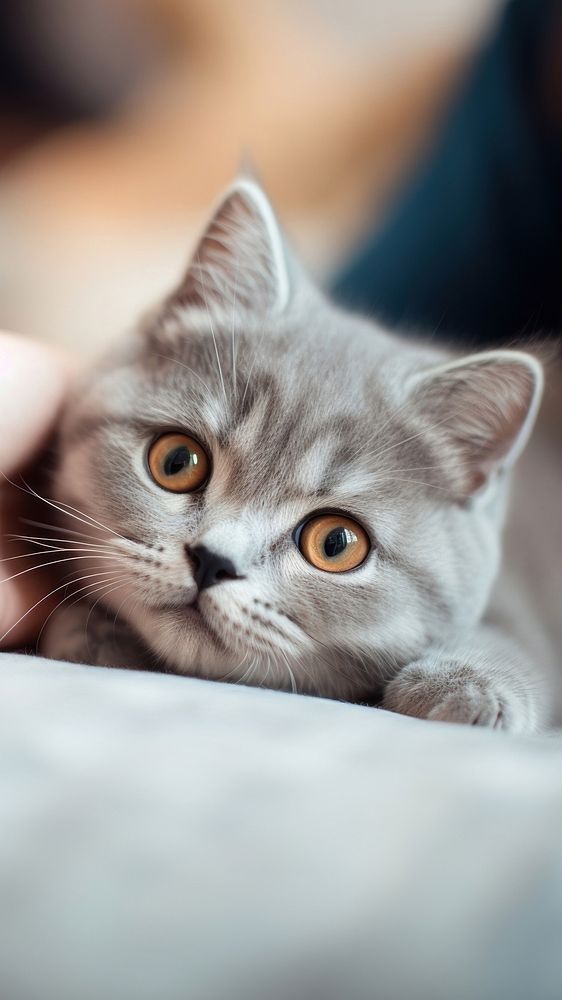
[{"x1": 0, "y1": 0, "x2": 499, "y2": 355}]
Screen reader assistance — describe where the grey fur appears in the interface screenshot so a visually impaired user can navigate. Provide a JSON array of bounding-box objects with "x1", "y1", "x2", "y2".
[{"x1": 40, "y1": 180, "x2": 560, "y2": 732}]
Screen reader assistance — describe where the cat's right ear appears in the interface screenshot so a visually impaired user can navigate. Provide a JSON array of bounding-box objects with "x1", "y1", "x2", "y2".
[{"x1": 163, "y1": 179, "x2": 290, "y2": 322}]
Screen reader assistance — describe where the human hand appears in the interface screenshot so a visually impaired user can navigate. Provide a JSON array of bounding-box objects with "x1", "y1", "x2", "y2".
[{"x1": 0, "y1": 333, "x2": 70, "y2": 647}]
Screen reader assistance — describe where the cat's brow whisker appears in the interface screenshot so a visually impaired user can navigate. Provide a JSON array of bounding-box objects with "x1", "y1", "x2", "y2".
[
  {"x1": 352, "y1": 391, "x2": 426, "y2": 461},
  {"x1": 381, "y1": 477, "x2": 451, "y2": 492},
  {"x1": 387, "y1": 459, "x2": 481, "y2": 475},
  {"x1": 367, "y1": 414, "x2": 454, "y2": 466},
  {"x1": 152, "y1": 354, "x2": 213, "y2": 398},
  {"x1": 197, "y1": 252, "x2": 228, "y2": 406},
  {"x1": 239, "y1": 328, "x2": 268, "y2": 413},
  {"x1": 230, "y1": 258, "x2": 240, "y2": 403},
  {"x1": 371, "y1": 451, "x2": 487, "y2": 480},
  {"x1": 359, "y1": 394, "x2": 419, "y2": 452},
  {"x1": 356, "y1": 400, "x2": 453, "y2": 464}
]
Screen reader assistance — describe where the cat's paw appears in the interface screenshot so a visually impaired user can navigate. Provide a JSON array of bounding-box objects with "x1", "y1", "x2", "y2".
[{"x1": 382, "y1": 662, "x2": 508, "y2": 729}]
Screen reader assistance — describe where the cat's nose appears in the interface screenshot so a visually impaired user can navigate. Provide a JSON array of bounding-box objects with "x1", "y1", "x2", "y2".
[{"x1": 187, "y1": 544, "x2": 241, "y2": 591}]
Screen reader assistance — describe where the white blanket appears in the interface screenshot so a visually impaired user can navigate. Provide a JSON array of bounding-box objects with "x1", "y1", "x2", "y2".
[{"x1": 1, "y1": 653, "x2": 561, "y2": 1000}]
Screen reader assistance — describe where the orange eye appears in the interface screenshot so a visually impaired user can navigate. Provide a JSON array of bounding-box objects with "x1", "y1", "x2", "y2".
[
  {"x1": 298, "y1": 514, "x2": 370, "y2": 573},
  {"x1": 148, "y1": 433, "x2": 210, "y2": 493}
]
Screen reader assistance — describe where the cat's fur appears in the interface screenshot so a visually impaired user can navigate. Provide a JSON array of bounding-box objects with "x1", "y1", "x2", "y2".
[{"x1": 40, "y1": 180, "x2": 560, "y2": 732}]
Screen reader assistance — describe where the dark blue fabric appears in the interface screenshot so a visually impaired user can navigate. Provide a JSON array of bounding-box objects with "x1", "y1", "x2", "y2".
[{"x1": 332, "y1": 0, "x2": 562, "y2": 346}]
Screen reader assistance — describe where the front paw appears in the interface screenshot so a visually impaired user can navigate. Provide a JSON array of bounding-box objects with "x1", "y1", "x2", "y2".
[{"x1": 383, "y1": 662, "x2": 507, "y2": 729}]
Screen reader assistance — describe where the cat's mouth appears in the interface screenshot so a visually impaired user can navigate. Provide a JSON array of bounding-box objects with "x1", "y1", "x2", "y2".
[
  {"x1": 160, "y1": 597, "x2": 228, "y2": 648},
  {"x1": 153, "y1": 588, "x2": 302, "y2": 661}
]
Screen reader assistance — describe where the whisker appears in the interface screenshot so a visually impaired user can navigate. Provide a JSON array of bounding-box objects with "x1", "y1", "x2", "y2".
[
  {"x1": 9, "y1": 534, "x2": 119, "y2": 555},
  {"x1": 367, "y1": 414, "x2": 454, "y2": 465},
  {"x1": 83, "y1": 578, "x2": 130, "y2": 655},
  {"x1": 348, "y1": 391, "x2": 427, "y2": 464},
  {"x1": 21, "y1": 475, "x2": 126, "y2": 540},
  {"x1": 235, "y1": 655, "x2": 259, "y2": 687},
  {"x1": 240, "y1": 328, "x2": 268, "y2": 413},
  {"x1": 379, "y1": 477, "x2": 451, "y2": 492},
  {"x1": 111, "y1": 588, "x2": 137, "y2": 633},
  {"x1": 197, "y1": 251, "x2": 228, "y2": 405},
  {"x1": 292, "y1": 618, "x2": 353, "y2": 688},
  {"x1": 219, "y1": 649, "x2": 250, "y2": 683},
  {"x1": 359, "y1": 393, "x2": 420, "y2": 452},
  {"x1": 231, "y1": 259, "x2": 240, "y2": 403},
  {"x1": 1, "y1": 552, "x2": 127, "y2": 586},
  {"x1": 20, "y1": 518, "x2": 113, "y2": 544},
  {"x1": 280, "y1": 648, "x2": 298, "y2": 694},
  {"x1": 0, "y1": 470, "x2": 122, "y2": 541},
  {"x1": 1, "y1": 544, "x2": 117, "y2": 564},
  {"x1": 0, "y1": 566, "x2": 128, "y2": 646},
  {"x1": 152, "y1": 354, "x2": 214, "y2": 398},
  {"x1": 35, "y1": 573, "x2": 129, "y2": 652},
  {"x1": 1, "y1": 549, "x2": 62, "y2": 564}
]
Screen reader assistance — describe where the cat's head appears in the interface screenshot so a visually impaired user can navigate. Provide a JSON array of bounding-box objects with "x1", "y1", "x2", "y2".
[{"x1": 52, "y1": 180, "x2": 543, "y2": 698}]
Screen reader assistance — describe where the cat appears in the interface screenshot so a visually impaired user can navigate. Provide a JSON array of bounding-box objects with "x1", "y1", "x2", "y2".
[{"x1": 38, "y1": 178, "x2": 561, "y2": 732}]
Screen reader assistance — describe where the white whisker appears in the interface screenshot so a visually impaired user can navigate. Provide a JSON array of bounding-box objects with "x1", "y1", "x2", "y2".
[
  {"x1": 35, "y1": 574, "x2": 129, "y2": 651},
  {"x1": 152, "y1": 354, "x2": 213, "y2": 398},
  {"x1": 0, "y1": 566, "x2": 128, "y2": 646},
  {"x1": 0, "y1": 470, "x2": 124, "y2": 541},
  {"x1": 240, "y1": 328, "x2": 268, "y2": 413},
  {"x1": 231, "y1": 258, "x2": 240, "y2": 402},
  {"x1": 0, "y1": 552, "x2": 127, "y2": 586},
  {"x1": 197, "y1": 251, "x2": 228, "y2": 405}
]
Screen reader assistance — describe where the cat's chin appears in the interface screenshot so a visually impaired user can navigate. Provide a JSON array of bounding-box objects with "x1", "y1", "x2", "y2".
[
  {"x1": 134, "y1": 602, "x2": 229, "y2": 662},
  {"x1": 106, "y1": 590, "x2": 376, "y2": 699}
]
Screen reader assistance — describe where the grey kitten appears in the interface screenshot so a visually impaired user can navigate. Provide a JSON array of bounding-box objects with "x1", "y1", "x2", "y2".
[{"x1": 39, "y1": 179, "x2": 560, "y2": 732}]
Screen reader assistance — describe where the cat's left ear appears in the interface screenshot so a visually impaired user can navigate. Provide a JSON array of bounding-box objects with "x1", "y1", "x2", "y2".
[
  {"x1": 167, "y1": 179, "x2": 290, "y2": 320},
  {"x1": 411, "y1": 349, "x2": 543, "y2": 498}
]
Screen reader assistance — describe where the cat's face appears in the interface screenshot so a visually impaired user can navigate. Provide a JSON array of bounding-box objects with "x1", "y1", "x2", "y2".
[{"x1": 52, "y1": 181, "x2": 542, "y2": 699}]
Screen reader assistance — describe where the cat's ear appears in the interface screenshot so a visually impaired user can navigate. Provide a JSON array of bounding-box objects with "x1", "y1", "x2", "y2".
[
  {"x1": 411, "y1": 350, "x2": 543, "y2": 498},
  {"x1": 167, "y1": 179, "x2": 290, "y2": 319}
]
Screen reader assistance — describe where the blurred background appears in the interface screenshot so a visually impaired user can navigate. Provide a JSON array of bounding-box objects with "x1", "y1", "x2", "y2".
[{"x1": 0, "y1": 0, "x2": 500, "y2": 357}]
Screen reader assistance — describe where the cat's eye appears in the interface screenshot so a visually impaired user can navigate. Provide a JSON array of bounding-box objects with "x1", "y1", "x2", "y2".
[
  {"x1": 297, "y1": 514, "x2": 370, "y2": 573},
  {"x1": 148, "y1": 433, "x2": 210, "y2": 493}
]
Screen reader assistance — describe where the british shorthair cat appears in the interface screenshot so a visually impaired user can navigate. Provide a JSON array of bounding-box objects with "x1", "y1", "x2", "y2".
[{"x1": 37, "y1": 179, "x2": 561, "y2": 732}]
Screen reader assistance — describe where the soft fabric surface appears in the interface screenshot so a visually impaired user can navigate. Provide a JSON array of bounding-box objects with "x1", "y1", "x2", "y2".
[{"x1": 1, "y1": 653, "x2": 561, "y2": 1000}]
